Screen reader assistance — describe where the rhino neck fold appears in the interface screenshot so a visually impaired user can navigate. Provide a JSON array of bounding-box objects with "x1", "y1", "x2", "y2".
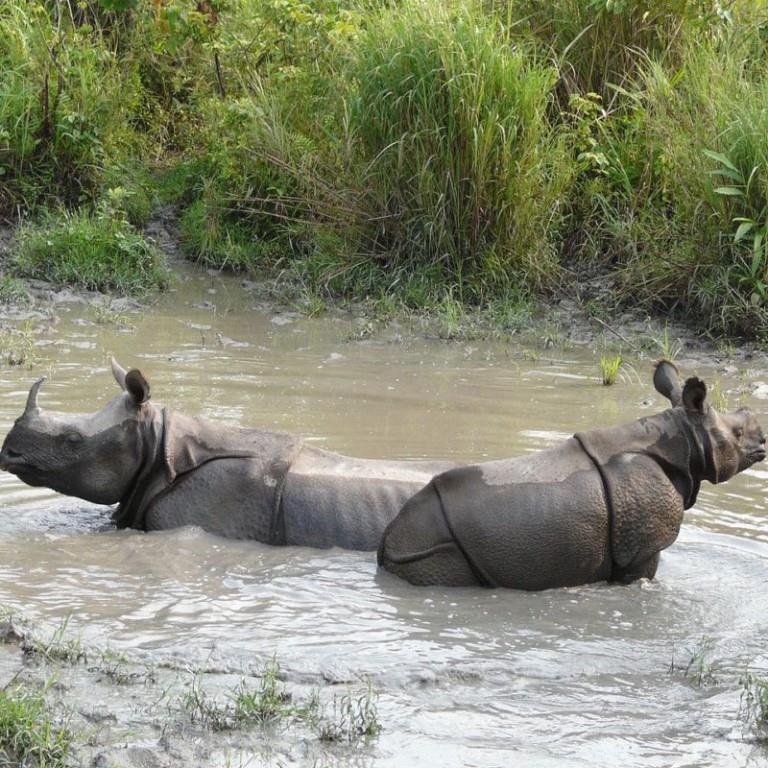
[
  {"x1": 574, "y1": 409, "x2": 704, "y2": 510},
  {"x1": 113, "y1": 408, "x2": 304, "y2": 537},
  {"x1": 114, "y1": 407, "x2": 166, "y2": 530}
]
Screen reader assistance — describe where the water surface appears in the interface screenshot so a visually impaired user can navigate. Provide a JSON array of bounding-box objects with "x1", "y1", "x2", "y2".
[{"x1": 0, "y1": 267, "x2": 766, "y2": 767}]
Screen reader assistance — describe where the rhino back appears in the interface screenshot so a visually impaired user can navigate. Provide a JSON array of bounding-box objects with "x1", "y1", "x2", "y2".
[
  {"x1": 281, "y1": 446, "x2": 455, "y2": 550},
  {"x1": 145, "y1": 457, "x2": 276, "y2": 540},
  {"x1": 380, "y1": 437, "x2": 612, "y2": 589}
]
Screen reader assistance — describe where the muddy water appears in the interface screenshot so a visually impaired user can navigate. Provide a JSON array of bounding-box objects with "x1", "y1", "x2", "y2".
[{"x1": 0, "y1": 267, "x2": 767, "y2": 767}]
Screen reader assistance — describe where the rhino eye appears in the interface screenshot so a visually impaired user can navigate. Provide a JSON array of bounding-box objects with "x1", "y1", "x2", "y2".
[
  {"x1": 65, "y1": 432, "x2": 83, "y2": 445},
  {"x1": 733, "y1": 427, "x2": 744, "y2": 440}
]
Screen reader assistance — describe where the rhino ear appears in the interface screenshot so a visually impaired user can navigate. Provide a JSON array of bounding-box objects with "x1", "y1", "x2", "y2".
[
  {"x1": 111, "y1": 358, "x2": 128, "y2": 391},
  {"x1": 682, "y1": 377, "x2": 707, "y2": 414},
  {"x1": 653, "y1": 359, "x2": 683, "y2": 407},
  {"x1": 125, "y1": 369, "x2": 151, "y2": 405}
]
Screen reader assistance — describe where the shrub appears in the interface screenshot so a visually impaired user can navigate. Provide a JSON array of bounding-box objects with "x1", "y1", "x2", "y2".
[
  {"x1": 589, "y1": 37, "x2": 768, "y2": 335},
  {"x1": 0, "y1": 2, "x2": 144, "y2": 212}
]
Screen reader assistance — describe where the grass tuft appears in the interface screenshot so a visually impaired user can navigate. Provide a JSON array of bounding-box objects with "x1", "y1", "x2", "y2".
[
  {"x1": 0, "y1": 685, "x2": 72, "y2": 768},
  {"x1": 315, "y1": 679, "x2": 381, "y2": 744},
  {"x1": 14, "y1": 208, "x2": 168, "y2": 295},
  {"x1": 669, "y1": 636, "x2": 719, "y2": 687},
  {"x1": 599, "y1": 354, "x2": 622, "y2": 385}
]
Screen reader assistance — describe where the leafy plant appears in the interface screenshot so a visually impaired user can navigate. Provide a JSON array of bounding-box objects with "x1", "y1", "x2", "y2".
[{"x1": 707, "y1": 149, "x2": 768, "y2": 305}]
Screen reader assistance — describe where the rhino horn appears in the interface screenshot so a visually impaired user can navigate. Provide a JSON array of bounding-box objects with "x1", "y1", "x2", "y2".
[
  {"x1": 653, "y1": 359, "x2": 683, "y2": 407},
  {"x1": 24, "y1": 377, "x2": 46, "y2": 416},
  {"x1": 111, "y1": 357, "x2": 128, "y2": 391}
]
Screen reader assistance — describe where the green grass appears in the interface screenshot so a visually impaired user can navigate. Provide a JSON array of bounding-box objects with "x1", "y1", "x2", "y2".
[
  {"x1": 178, "y1": 658, "x2": 380, "y2": 744},
  {"x1": 0, "y1": 321, "x2": 38, "y2": 368},
  {"x1": 599, "y1": 355, "x2": 622, "y2": 385},
  {"x1": 348, "y1": 0, "x2": 572, "y2": 296},
  {"x1": 14, "y1": 208, "x2": 168, "y2": 294},
  {"x1": 0, "y1": 274, "x2": 28, "y2": 304},
  {"x1": 2, "y1": 0, "x2": 768, "y2": 337},
  {"x1": 180, "y1": 658, "x2": 306, "y2": 732},
  {"x1": 315, "y1": 679, "x2": 381, "y2": 744},
  {"x1": 0, "y1": 685, "x2": 72, "y2": 768}
]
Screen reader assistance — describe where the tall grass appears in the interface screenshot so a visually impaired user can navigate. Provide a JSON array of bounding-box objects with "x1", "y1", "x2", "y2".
[
  {"x1": 589, "y1": 35, "x2": 768, "y2": 334},
  {"x1": 503, "y1": 0, "x2": 728, "y2": 103},
  {"x1": 350, "y1": 0, "x2": 573, "y2": 296}
]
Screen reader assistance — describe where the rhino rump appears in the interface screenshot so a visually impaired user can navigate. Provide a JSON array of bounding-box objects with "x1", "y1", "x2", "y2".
[{"x1": 379, "y1": 465, "x2": 613, "y2": 590}]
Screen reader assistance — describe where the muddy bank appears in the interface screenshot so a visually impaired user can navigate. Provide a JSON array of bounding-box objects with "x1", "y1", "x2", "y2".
[{"x1": 0, "y1": 209, "x2": 766, "y2": 372}]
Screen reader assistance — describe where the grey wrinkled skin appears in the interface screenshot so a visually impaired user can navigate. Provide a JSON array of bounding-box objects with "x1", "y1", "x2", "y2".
[
  {"x1": 378, "y1": 361, "x2": 767, "y2": 589},
  {"x1": 0, "y1": 360, "x2": 455, "y2": 550}
]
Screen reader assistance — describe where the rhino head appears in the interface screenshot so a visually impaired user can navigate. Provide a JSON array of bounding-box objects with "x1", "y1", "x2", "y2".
[
  {"x1": 0, "y1": 360, "x2": 154, "y2": 504},
  {"x1": 653, "y1": 359, "x2": 766, "y2": 482}
]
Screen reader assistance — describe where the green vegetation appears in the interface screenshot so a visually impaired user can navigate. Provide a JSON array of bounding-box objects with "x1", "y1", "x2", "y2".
[
  {"x1": 0, "y1": 321, "x2": 37, "y2": 367},
  {"x1": 178, "y1": 658, "x2": 379, "y2": 743},
  {"x1": 316, "y1": 679, "x2": 381, "y2": 743},
  {"x1": 14, "y1": 207, "x2": 168, "y2": 294},
  {"x1": 3, "y1": 0, "x2": 768, "y2": 333},
  {"x1": 599, "y1": 354, "x2": 622, "y2": 385},
  {"x1": 669, "y1": 636, "x2": 720, "y2": 687},
  {"x1": 181, "y1": 658, "x2": 299, "y2": 731},
  {"x1": 21, "y1": 614, "x2": 86, "y2": 665},
  {"x1": 0, "y1": 685, "x2": 72, "y2": 768}
]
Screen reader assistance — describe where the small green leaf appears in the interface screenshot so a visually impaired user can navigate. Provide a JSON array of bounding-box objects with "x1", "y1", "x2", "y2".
[
  {"x1": 707, "y1": 167, "x2": 744, "y2": 183},
  {"x1": 703, "y1": 149, "x2": 739, "y2": 173},
  {"x1": 735, "y1": 221, "x2": 755, "y2": 242},
  {"x1": 714, "y1": 186, "x2": 745, "y2": 197}
]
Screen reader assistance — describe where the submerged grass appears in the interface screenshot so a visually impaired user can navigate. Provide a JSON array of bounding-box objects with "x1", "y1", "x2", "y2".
[
  {"x1": 741, "y1": 670, "x2": 768, "y2": 742},
  {"x1": 669, "y1": 636, "x2": 720, "y2": 687}
]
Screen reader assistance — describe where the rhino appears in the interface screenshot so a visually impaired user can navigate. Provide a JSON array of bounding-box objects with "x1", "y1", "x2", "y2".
[
  {"x1": 378, "y1": 361, "x2": 766, "y2": 589},
  {"x1": 0, "y1": 360, "x2": 456, "y2": 549}
]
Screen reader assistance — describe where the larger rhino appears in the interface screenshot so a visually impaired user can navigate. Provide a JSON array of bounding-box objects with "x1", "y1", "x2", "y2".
[
  {"x1": 0, "y1": 360, "x2": 455, "y2": 549},
  {"x1": 378, "y1": 362, "x2": 766, "y2": 589}
]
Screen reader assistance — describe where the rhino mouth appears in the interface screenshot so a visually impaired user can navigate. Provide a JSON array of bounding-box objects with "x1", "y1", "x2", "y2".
[
  {"x1": 750, "y1": 449, "x2": 767, "y2": 463},
  {"x1": 0, "y1": 452, "x2": 35, "y2": 475}
]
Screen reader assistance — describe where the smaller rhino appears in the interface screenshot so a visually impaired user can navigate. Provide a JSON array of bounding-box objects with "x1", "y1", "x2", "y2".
[
  {"x1": 0, "y1": 360, "x2": 456, "y2": 550},
  {"x1": 378, "y1": 362, "x2": 766, "y2": 589}
]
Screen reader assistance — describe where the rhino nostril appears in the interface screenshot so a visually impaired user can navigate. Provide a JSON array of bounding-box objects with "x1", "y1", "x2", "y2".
[{"x1": 5, "y1": 449, "x2": 22, "y2": 459}]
